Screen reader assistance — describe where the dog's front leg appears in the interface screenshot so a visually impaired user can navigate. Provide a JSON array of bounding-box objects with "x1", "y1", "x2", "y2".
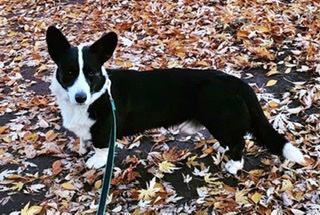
[
  {"x1": 79, "y1": 138, "x2": 90, "y2": 155},
  {"x1": 85, "y1": 116, "x2": 115, "y2": 169}
]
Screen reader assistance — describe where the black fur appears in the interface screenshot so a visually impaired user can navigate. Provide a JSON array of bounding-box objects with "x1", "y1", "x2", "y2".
[
  {"x1": 88, "y1": 68, "x2": 286, "y2": 160},
  {"x1": 46, "y1": 26, "x2": 288, "y2": 162}
]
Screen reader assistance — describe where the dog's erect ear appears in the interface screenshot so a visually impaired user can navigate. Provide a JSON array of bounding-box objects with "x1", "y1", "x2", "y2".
[
  {"x1": 46, "y1": 26, "x2": 71, "y2": 63},
  {"x1": 89, "y1": 32, "x2": 118, "y2": 64}
]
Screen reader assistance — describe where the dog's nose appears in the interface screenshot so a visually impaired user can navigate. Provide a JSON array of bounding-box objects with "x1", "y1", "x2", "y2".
[{"x1": 75, "y1": 92, "x2": 87, "y2": 104}]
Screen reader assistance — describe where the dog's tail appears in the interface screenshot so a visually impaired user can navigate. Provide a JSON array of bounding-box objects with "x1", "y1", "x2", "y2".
[{"x1": 240, "y1": 82, "x2": 305, "y2": 165}]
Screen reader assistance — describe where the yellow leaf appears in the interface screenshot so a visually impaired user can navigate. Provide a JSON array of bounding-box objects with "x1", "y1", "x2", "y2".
[
  {"x1": 21, "y1": 202, "x2": 30, "y2": 215},
  {"x1": 61, "y1": 182, "x2": 75, "y2": 190},
  {"x1": 138, "y1": 189, "x2": 154, "y2": 201},
  {"x1": 294, "y1": 192, "x2": 304, "y2": 201},
  {"x1": 11, "y1": 182, "x2": 24, "y2": 191},
  {"x1": 235, "y1": 189, "x2": 249, "y2": 205},
  {"x1": 251, "y1": 192, "x2": 262, "y2": 204},
  {"x1": 268, "y1": 101, "x2": 279, "y2": 108},
  {"x1": 204, "y1": 173, "x2": 219, "y2": 184},
  {"x1": 266, "y1": 79, "x2": 277, "y2": 87},
  {"x1": 138, "y1": 177, "x2": 160, "y2": 200},
  {"x1": 94, "y1": 180, "x2": 101, "y2": 189},
  {"x1": 21, "y1": 202, "x2": 42, "y2": 215},
  {"x1": 187, "y1": 155, "x2": 199, "y2": 168},
  {"x1": 26, "y1": 206, "x2": 42, "y2": 215},
  {"x1": 256, "y1": 25, "x2": 270, "y2": 33},
  {"x1": 280, "y1": 179, "x2": 293, "y2": 192},
  {"x1": 24, "y1": 132, "x2": 39, "y2": 143},
  {"x1": 158, "y1": 161, "x2": 179, "y2": 173}
]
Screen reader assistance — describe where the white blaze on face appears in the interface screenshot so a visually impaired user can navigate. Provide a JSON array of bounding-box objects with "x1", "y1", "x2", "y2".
[{"x1": 67, "y1": 45, "x2": 91, "y2": 105}]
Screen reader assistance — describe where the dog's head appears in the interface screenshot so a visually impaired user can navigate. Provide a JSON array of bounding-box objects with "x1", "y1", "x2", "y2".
[{"x1": 46, "y1": 26, "x2": 117, "y2": 105}]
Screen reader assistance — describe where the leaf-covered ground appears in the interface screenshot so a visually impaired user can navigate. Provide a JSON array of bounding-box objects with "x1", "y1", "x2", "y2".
[{"x1": 0, "y1": 0, "x2": 319, "y2": 214}]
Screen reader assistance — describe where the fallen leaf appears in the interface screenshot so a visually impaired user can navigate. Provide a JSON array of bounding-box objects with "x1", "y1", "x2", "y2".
[
  {"x1": 251, "y1": 192, "x2": 262, "y2": 204},
  {"x1": 52, "y1": 160, "x2": 62, "y2": 176},
  {"x1": 268, "y1": 101, "x2": 279, "y2": 108},
  {"x1": 11, "y1": 182, "x2": 24, "y2": 191},
  {"x1": 0, "y1": 126, "x2": 8, "y2": 134},
  {"x1": 266, "y1": 79, "x2": 278, "y2": 87},
  {"x1": 61, "y1": 182, "x2": 75, "y2": 190},
  {"x1": 138, "y1": 177, "x2": 160, "y2": 200},
  {"x1": 158, "y1": 160, "x2": 180, "y2": 173},
  {"x1": 94, "y1": 180, "x2": 101, "y2": 189},
  {"x1": 280, "y1": 179, "x2": 293, "y2": 192},
  {"x1": 21, "y1": 202, "x2": 42, "y2": 215},
  {"x1": 235, "y1": 189, "x2": 249, "y2": 205},
  {"x1": 187, "y1": 155, "x2": 199, "y2": 168},
  {"x1": 45, "y1": 130, "x2": 58, "y2": 142}
]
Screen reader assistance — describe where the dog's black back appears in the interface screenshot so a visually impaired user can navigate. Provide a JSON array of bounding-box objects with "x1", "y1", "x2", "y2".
[{"x1": 89, "y1": 68, "x2": 283, "y2": 160}]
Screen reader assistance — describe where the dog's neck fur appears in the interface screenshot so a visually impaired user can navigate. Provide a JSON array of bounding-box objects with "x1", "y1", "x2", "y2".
[{"x1": 50, "y1": 69, "x2": 95, "y2": 141}]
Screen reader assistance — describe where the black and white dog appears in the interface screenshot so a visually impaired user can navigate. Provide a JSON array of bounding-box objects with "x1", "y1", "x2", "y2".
[{"x1": 46, "y1": 26, "x2": 305, "y2": 174}]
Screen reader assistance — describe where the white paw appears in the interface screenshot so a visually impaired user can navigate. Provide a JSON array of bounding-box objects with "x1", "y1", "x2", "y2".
[
  {"x1": 225, "y1": 159, "x2": 244, "y2": 175},
  {"x1": 78, "y1": 139, "x2": 89, "y2": 155},
  {"x1": 86, "y1": 148, "x2": 109, "y2": 169},
  {"x1": 79, "y1": 144, "x2": 88, "y2": 155},
  {"x1": 283, "y1": 142, "x2": 305, "y2": 165}
]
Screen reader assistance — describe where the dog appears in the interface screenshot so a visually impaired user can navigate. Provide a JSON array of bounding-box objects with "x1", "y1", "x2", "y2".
[{"x1": 46, "y1": 26, "x2": 305, "y2": 174}]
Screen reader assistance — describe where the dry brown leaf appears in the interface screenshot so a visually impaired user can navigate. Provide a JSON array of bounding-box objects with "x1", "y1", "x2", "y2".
[
  {"x1": 52, "y1": 160, "x2": 62, "y2": 176},
  {"x1": 45, "y1": 130, "x2": 58, "y2": 142},
  {"x1": 0, "y1": 126, "x2": 8, "y2": 134}
]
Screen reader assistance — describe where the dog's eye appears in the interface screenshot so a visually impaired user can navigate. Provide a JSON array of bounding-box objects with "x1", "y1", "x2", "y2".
[
  {"x1": 68, "y1": 71, "x2": 73, "y2": 76},
  {"x1": 88, "y1": 70, "x2": 95, "y2": 76}
]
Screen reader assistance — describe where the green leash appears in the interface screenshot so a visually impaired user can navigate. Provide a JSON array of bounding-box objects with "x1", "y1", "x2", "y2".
[{"x1": 97, "y1": 96, "x2": 117, "y2": 215}]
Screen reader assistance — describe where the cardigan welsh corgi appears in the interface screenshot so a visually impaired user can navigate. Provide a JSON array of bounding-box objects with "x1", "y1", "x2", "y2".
[{"x1": 46, "y1": 26, "x2": 305, "y2": 174}]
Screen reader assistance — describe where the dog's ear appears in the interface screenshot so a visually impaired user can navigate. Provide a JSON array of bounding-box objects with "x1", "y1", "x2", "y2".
[
  {"x1": 46, "y1": 26, "x2": 71, "y2": 63},
  {"x1": 89, "y1": 32, "x2": 118, "y2": 64}
]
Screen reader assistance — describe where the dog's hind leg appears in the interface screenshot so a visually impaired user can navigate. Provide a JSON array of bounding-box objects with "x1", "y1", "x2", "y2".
[
  {"x1": 214, "y1": 133, "x2": 246, "y2": 175},
  {"x1": 223, "y1": 138, "x2": 246, "y2": 175},
  {"x1": 199, "y1": 108, "x2": 249, "y2": 175},
  {"x1": 203, "y1": 117, "x2": 247, "y2": 175}
]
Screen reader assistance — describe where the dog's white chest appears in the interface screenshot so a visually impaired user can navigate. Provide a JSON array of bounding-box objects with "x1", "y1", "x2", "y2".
[{"x1": 59, "y1": 100, "x2": 95, "y2": 140}]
